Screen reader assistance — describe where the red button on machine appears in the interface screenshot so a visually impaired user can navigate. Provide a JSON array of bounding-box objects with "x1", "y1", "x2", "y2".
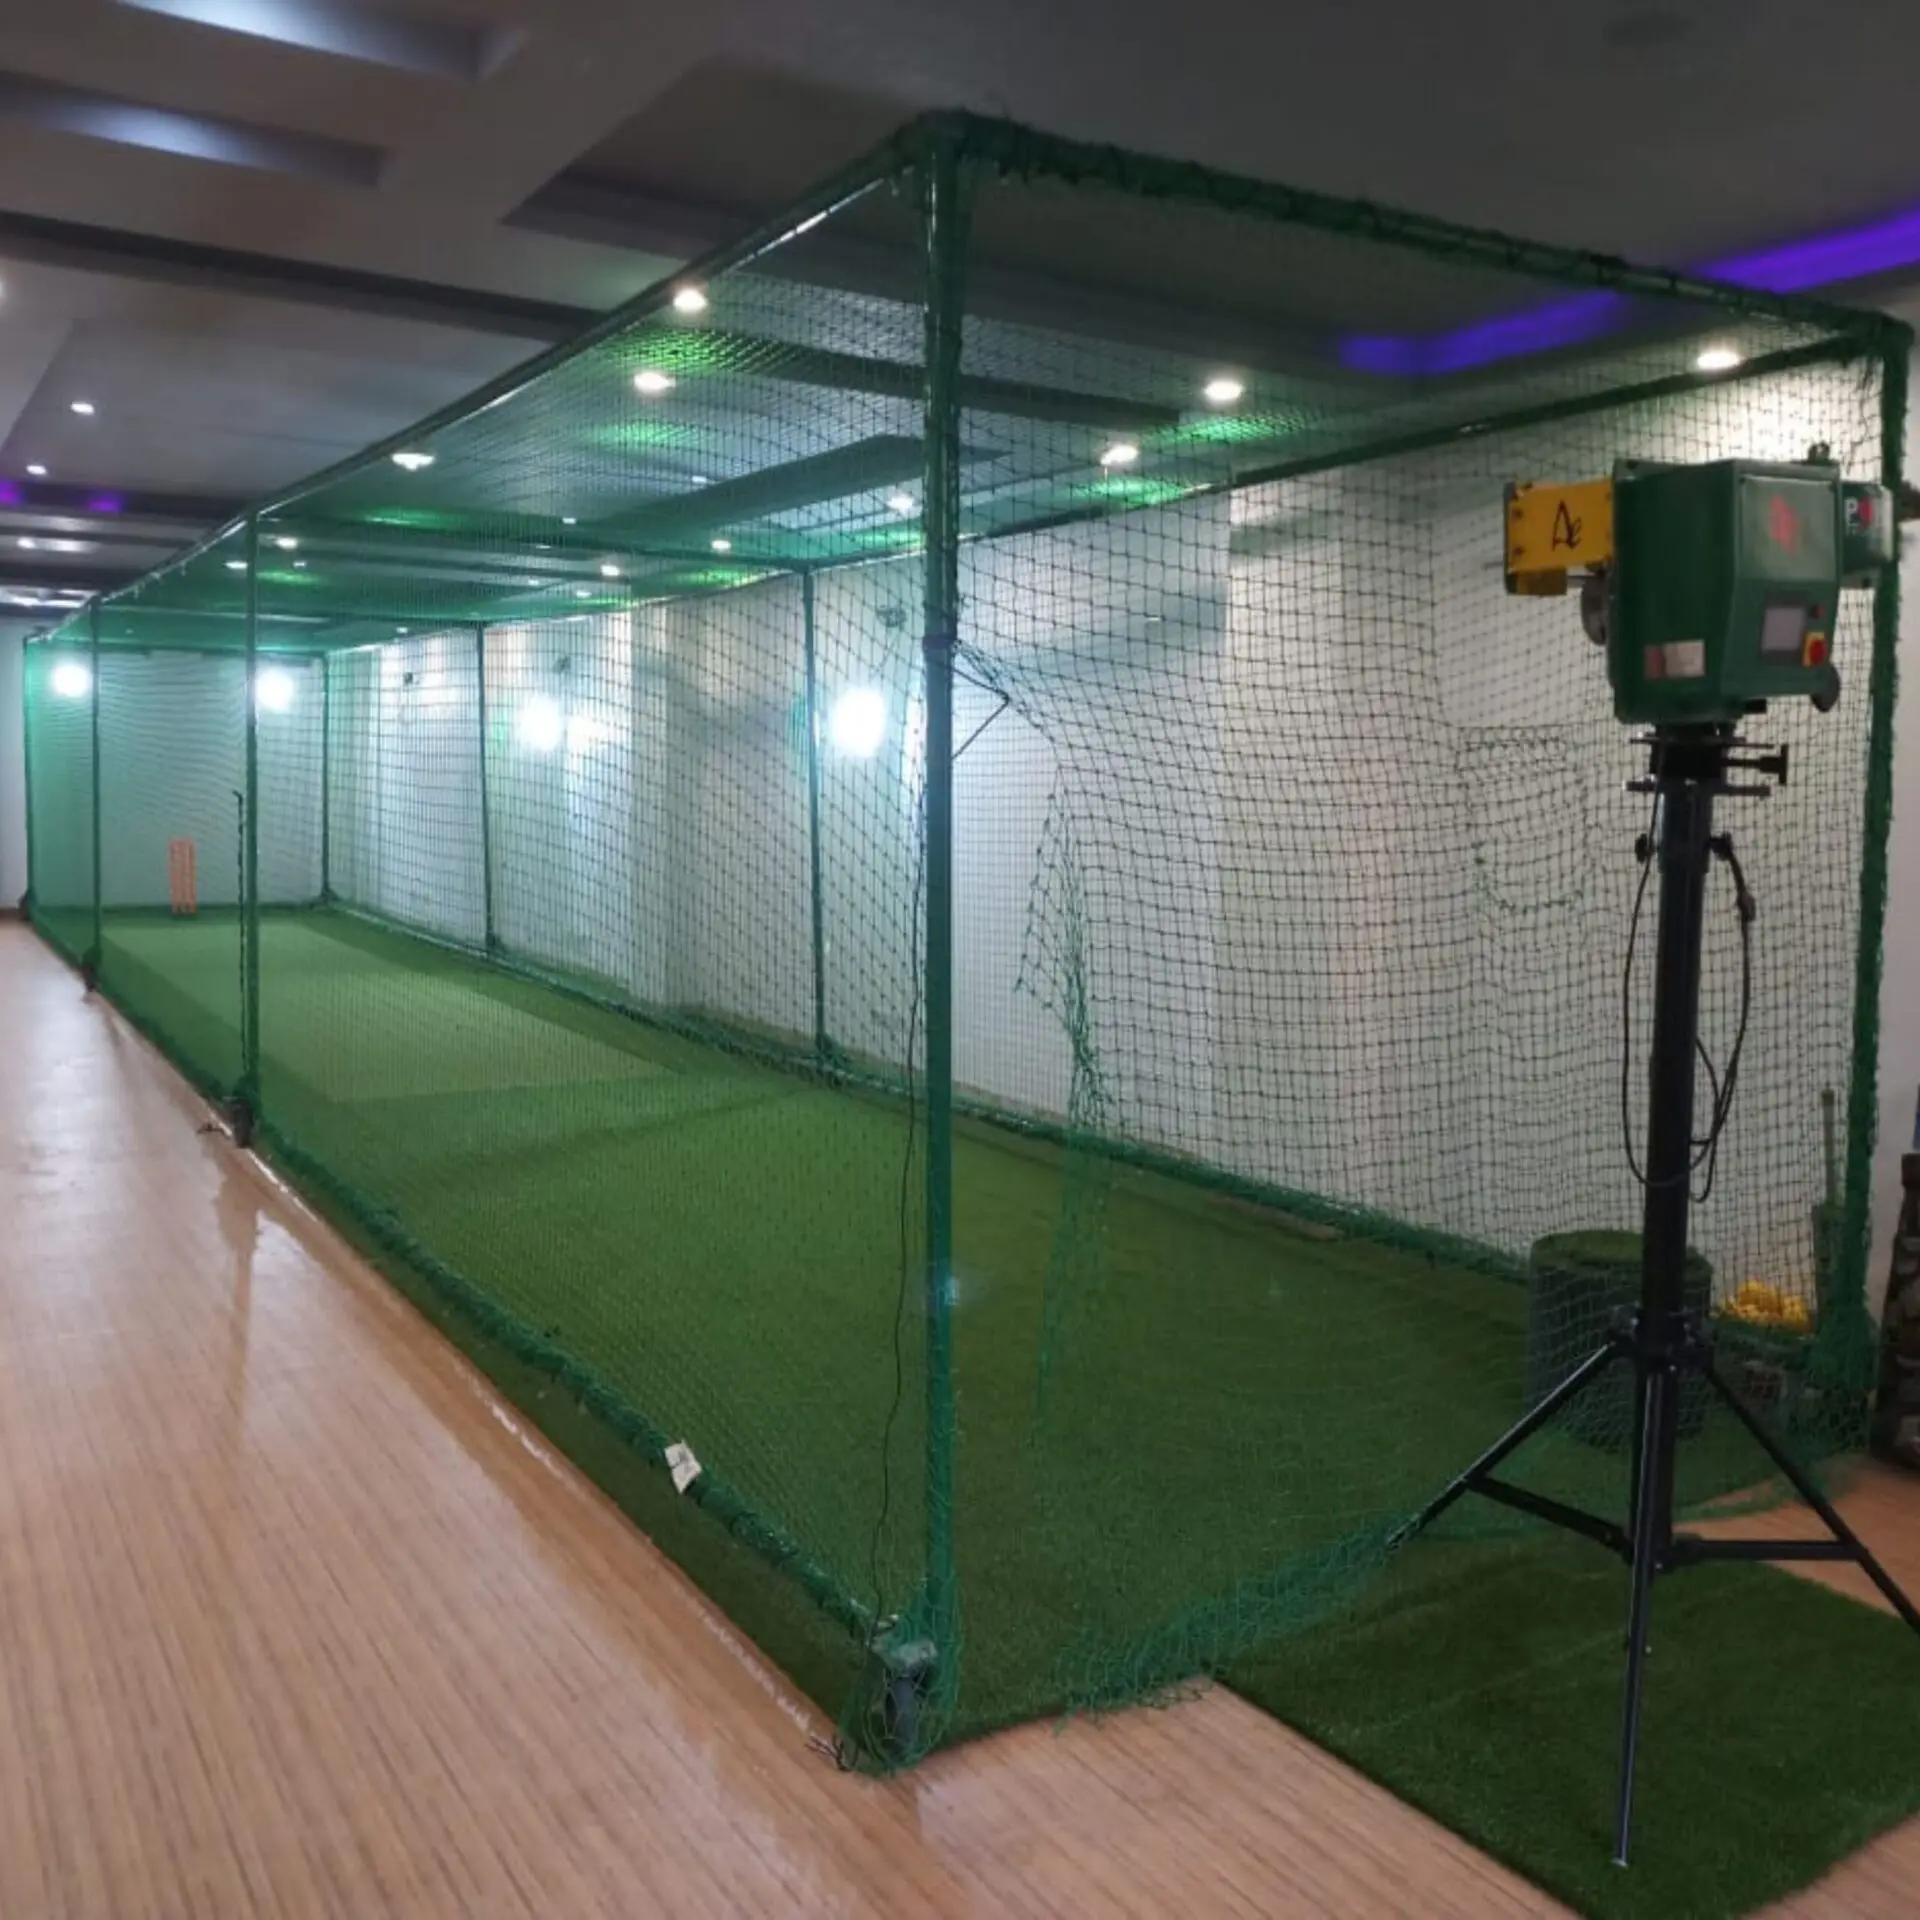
[{"x1": 1803, "y1": 633, "x2": 1830, "y2": 668}]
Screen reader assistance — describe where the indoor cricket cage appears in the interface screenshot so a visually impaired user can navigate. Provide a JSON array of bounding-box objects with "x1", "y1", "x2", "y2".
[{"x1": 20, "y1": 113, "x2": 1910, "y2": 1763}]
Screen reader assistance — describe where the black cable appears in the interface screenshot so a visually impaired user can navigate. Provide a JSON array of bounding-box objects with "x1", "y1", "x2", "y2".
[
  {"x1": 1692, "y1": 1035, "x2": 1723, "y2": 1172},
  {"x1": 1620, "y1": 800, "x2": 1755, "y2": 1193},
  {"x1": 1619, "y1": 797, "x2": 1660, "y2": 1186},
  {"x1": 1694, "y1": 837, "x2": 1755, "y2": 1202}
]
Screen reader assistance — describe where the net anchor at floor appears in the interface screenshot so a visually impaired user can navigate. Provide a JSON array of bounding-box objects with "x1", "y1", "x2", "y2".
[
  {"x1": 1389, "y1": 723, "x2": 1920, "y2": 1872},
  {"x1": 848, "y1": 1615, "x2": 942, "y2": 1768}
]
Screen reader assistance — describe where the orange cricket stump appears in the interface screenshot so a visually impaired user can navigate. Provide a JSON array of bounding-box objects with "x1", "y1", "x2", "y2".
[{"x1": 167, "y1": 837, "x2": 198, "y2": 915}]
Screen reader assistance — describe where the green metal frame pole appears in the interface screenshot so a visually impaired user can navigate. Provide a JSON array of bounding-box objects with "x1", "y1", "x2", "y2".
[
  {"x1": 801, "y1": 570, "x2": 829, "y2": 1059},
  {"x1": 88, "y1": 600, "x2": 102, "y2": 975},
  {"x1": 1840, "y1": 338, "x2": 1911, "y2": 1347},
  {"x1": 918, "y1": 131, "x2": 970, "y2": 1711},
  {"x1": 319, "y1": 649, "x2": 332, "y2": 905},
  {"x1": 20, "y1": 645, "x2": 37, "y2": 919},
  {"x1": 242, "y1": 516, "x2": 262, "y2": 1113},
  {"x1": 475, "y1": 624, "x2": 496, "y2": 952}
]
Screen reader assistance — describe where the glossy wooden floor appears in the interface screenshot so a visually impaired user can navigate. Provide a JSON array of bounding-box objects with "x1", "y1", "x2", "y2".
[{"x1": 1, "y1": 920, "x2": 1913, "y2": 1919}]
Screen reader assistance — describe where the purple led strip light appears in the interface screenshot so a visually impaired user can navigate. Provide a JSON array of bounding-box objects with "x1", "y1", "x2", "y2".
[{"x1": 1342, "y1": 207, "x2": 1920, "y2": 376}]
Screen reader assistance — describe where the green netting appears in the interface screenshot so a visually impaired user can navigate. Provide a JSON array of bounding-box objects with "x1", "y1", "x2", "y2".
[
  {"x1": 22, "y1": 639, "x2": 94, "y2": 963},
  {"x1": 19, "y1": 114, "x2": 1908, "y2": 1767}
]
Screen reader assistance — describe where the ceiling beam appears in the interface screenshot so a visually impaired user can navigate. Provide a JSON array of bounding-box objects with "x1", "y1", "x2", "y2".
[
  {"x1": 0, "y1": 516, "x2": 193, "y2": 554},
  {"x1": 1, "y1": 477, "x2": 249, "y2": 525},
  {"x1": 0, "y1": 557, "x2": 129, "y2": 592},
  {"x1": 0, "y1": 208, "x2": 598, "y2": 342}
]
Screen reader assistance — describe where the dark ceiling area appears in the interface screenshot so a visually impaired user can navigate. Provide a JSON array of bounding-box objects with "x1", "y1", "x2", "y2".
[{"x1": 1, "y1": 0, "x2": 1919, "y2": 625}]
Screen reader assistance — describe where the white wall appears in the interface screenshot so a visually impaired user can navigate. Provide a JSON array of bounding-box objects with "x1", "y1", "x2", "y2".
[
  {"x1": 454, "y1": 576, "x2": 922, "y2": 1059},
  {"x1": 8, "y1": 642, "x2": 323, "y2": 915},
  {"x1": 92, "y1": 652, "x2": 322, "y2": 909},
  {"x1": 330, "y1": 634, "x2": 485, "y2": 943},
  {"x1": 486, "y1": 615, "x2": 642, "y2": 989},
  {"x1": 944, "y1": 362, "x2": 1885, "y2": 1301},
  {"x1": 5, "y1": 363, "x2": 1916, "y2": 1314}
]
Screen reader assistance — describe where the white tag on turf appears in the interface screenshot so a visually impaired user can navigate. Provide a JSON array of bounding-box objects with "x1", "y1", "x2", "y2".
[{"x1": 664, "y1": 1441, "x2": 702, "y2": 1494}]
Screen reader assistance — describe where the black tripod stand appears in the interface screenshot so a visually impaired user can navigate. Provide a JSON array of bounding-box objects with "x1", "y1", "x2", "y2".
[{"x1": 1393, "y1": 723, "x2": 1920, "y2": 1868}]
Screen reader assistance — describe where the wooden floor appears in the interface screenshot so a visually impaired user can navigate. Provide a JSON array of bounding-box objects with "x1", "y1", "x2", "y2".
[{"x1": 0, "y1": 919, "x2": 1914, "y2": 1919}]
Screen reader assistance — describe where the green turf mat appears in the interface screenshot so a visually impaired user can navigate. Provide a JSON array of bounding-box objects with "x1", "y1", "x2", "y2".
[
  {"x1": 60, "y1": 903, "x2": 1844, "y2": 1750},
  {"x1": 1227, "y1": 1531, "x2": 1920, "y2": 1919}
]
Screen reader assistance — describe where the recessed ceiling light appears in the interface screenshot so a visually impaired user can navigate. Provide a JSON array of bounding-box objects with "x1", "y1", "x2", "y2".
[
  {"x1": 886, "y1": 492, "x2": 917, "y2": 515},
  {"x1": 395, "y1": 625, "x2": 410, "y2": 636},
  {"x1": 573, "y1": 586, "x2": 593, "y2": 599},
  {"x1": 1202, "y1": 376, "x2": 1245, "y2": 405},
  {"x1": 599, "y1": 562, "x2": 621, "y2": 579},
  {"x1": 69, "y1": 400, "x2": 95, "y2": 416},
  {"x1": 690, "y1": 475, "x2": 710, "y2": 487},
  {"x1": 292, "y1": 560, "x2": 308, "y2": 570},
  {"x1": 225, "y1": 559, "x2": 247, "y2": 571},
  {"x1": 1695, "y1": 345, "x2": 1743, "y2": 373},
  {"x1": 633, "y1": 369, "x2": 675, "y2": 396},
  {"x1": 671, "y1": 286, "x2": 709, "y2": 315},
  {"x1": 711, "y1": 537, "x2": 732, "y2": 552},
  {"x1": 25, "y1": 463, "x2": 46, "y2": 477},
  {"x1": 391, "y1": 450, "x2": 435, "y2": 471},
  {"x1": 1100, "y1": 441, "x2": 1141, "y2": 468},
  {"x1": 17, "y1": 537, "x2": 35, "y2": 550},
  {"x1": 561, "y1": 515, "x2": 578, "y2": 525},
  {"x1": 274, "y1": 535, "x2": 298, "y2": 551}
]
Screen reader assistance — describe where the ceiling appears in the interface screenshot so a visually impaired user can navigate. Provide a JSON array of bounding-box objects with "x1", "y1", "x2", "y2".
[{"x1": 4, "y1": 0, "x2": 1920, "y2": 625}]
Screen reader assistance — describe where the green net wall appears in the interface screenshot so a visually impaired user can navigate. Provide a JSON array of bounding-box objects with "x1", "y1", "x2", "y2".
[
  {"x1": 23, "y1": 640, "x2": 94, "y2": 963},
  {"x1": 20, "y1": 114, "x2": 1908, "y2": 1764}
]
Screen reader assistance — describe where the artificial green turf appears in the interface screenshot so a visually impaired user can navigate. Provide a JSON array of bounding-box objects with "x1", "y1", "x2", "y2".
[
  {"x1": 1227, "y1": 1531, "x2": 1920, "y2": 1919},
  {"x1": 71, "y1": 907, "x2": 1857, "y2": 1755}
]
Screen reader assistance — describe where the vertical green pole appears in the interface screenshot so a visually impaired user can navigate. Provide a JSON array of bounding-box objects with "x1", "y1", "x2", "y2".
[
  {"x1": 21, "y1": 643, "x2": 38, "y2": 920},
  {"x1": 475, "y1": 624, "x2": 496, "y2": 952},
  {"x1": 319, "y1": 649, "x2": 332, "y2": 905},
  {"x1": 88, "y1": 600, "x2": 102, "y2": 977},
  {"x1": 242, "y1": 516, "x2": 262, "y2": 1116},
  {"x1": 918, "y1": 130, "x2": 969, "y2": 1720},
  {"x1": 801, "y1": 570, "x2": 829, "y2": 1059},
  {"x1": 1840, "y1": 336, "x2": 1908, "y2": 1368}
]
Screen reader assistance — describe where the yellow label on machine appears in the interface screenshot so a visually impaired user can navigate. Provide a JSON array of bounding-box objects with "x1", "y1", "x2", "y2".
[{"x1": 1505, "y1": 477, "x2": 1615, "y2": 592}]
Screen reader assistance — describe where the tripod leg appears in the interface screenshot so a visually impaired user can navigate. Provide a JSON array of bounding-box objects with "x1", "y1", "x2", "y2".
[
  {"x1": 1702, "y1": 1357, "x2": 1920, "y2": 1635},
  {"x1": 1613, "y1": 1366, "x2": 1670, "y2": 1868},
  {"x1": 1389, "y1": 1342, "x2": 1619, "y2": 1550},
  {"x1": 1626, "y1": 1354, "x2": 1650, "y2": 1544}
]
